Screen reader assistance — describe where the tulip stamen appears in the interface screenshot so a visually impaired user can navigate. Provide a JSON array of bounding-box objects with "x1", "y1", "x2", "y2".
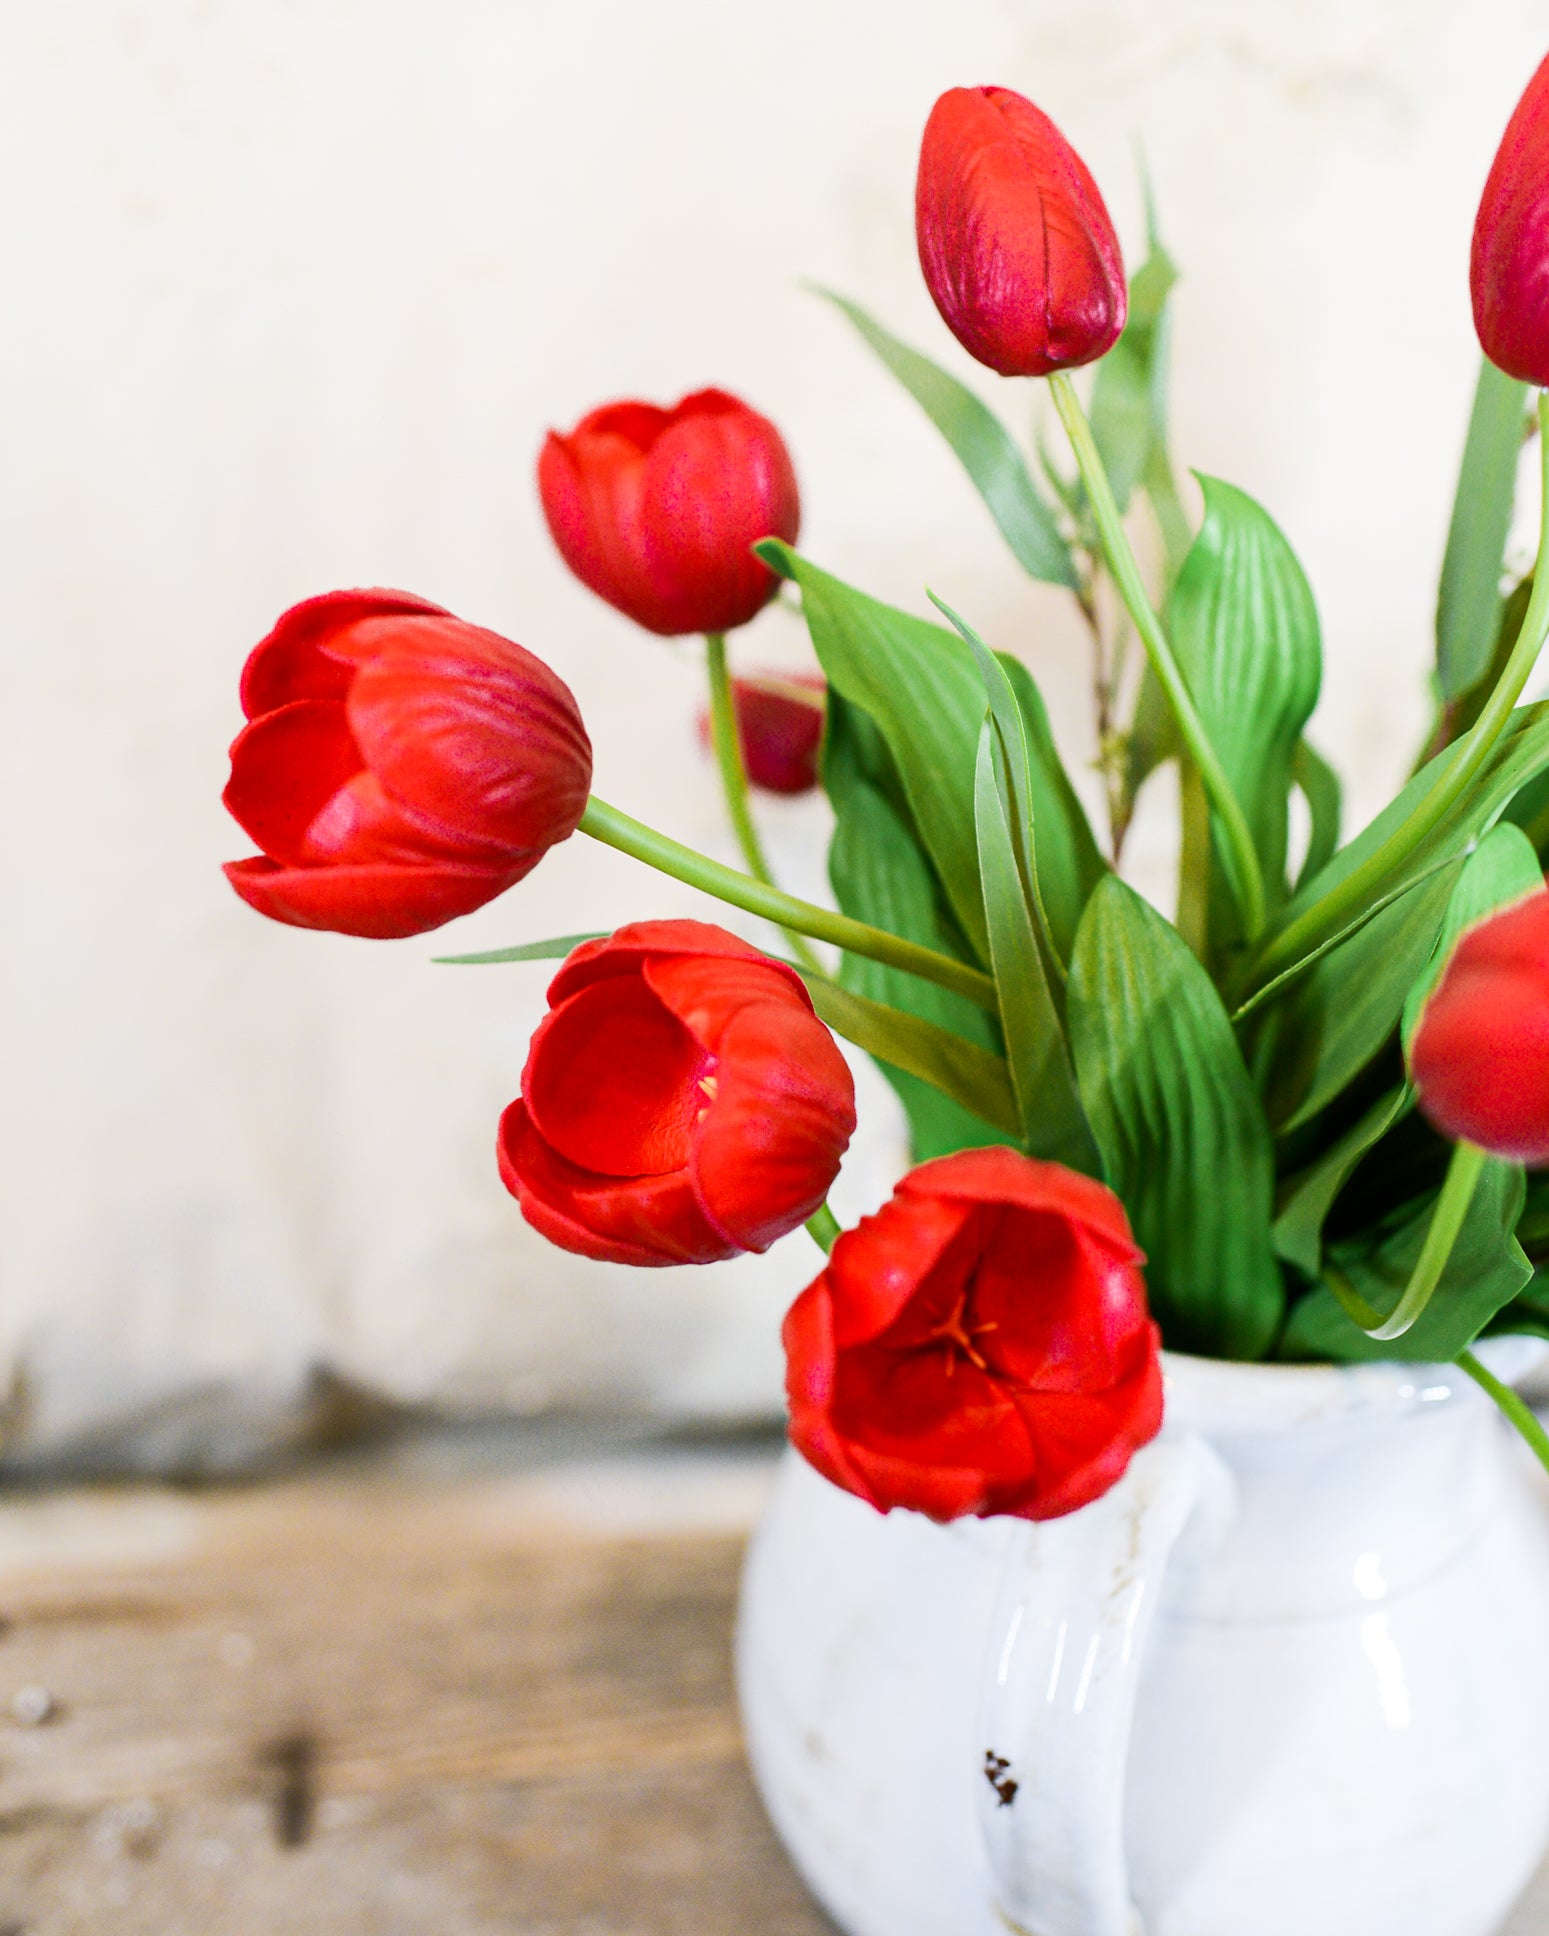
[{"x1": 928, "y1": 1290, "x2": 995, "y2": 1375}]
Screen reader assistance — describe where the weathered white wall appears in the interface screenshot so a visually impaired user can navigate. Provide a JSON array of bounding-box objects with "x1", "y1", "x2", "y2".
[{"x1": 2, "y1": 0, "x2": 1545, "y2": 1464}]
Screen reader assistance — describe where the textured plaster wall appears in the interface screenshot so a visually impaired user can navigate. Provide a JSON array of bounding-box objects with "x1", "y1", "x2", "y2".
[{"x1": 2, "y1": 0, "x2": 1546, "y2": 1463}]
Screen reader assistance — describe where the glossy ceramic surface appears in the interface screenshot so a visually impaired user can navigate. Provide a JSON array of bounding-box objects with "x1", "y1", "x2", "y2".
[{"x1": 737, "y1": 1349, "x2": 1549, "y2": 1936}]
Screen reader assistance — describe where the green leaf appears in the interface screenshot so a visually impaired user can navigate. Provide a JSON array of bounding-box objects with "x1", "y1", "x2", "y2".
[
  {"x1": 929, "y1": 592, "x2": 1106, "y2": 966},
  {"x1": 1436, "y1": 357, "x2": 1530, "y2": 703},
  {"x1": 761, "y1": 542, "x2": 993, "y2": 962},
  {"x1": 824, "y1": 691, "x2": 1004, "y2": 1159},
  {"x1": 1400, "y1": 821, "x2": 1543, "y2": 1054},
  {"x1": 800, "y1": 969, "x2": 1019, "y2": 1139},
  {"x1": 973, "y1": 724, "x2": 1097, "y2": 1168},
  {"x1": 814, "y1": 287, "x2": 1077, "y2": 589},
  {"x1": 1247, "y1": 700, "x2": 1549, "y2": 1131},
  {"x1": 1280, "y1": 1160, "x2": 1529, "y2": 1363},
  {"x1": 1271, "y1": 1083, "x2": 1410, "y2": 1276},
  {"x1": 995, "y1": 653, "x2": 1109, "y2": 959},
  {"x1": 1250, "y1": 860, "x2": 1462, "y2": 1134},
  {"x1": 435, "y1": 932, "x2": 604, "y2": 965},
  {"x1": 1089, "y1": 242, "x2": 1179, "y2": 513},
  {"x1": 1068, "y1": 876, "x2": 1285, "y2": 1358},
  {"x1": 1170, "y1": 477, "x2": 1322, "y2": 938},
  {"x1": 1291, "y1": 740, "x2": 1341, "y2": 890}
]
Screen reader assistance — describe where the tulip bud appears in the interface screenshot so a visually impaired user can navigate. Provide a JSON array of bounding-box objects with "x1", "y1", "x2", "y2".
[
  {"x1": 1410, "y1": 887, "x2": 1549, "y2": 1164},
  {"x1": 915, "y1": 85, "x2": 1127, "y2": 379},
  {"x1": 1471, "y1": 53, "x2": 1549, "y2": 388},
  {"x1": 783, "y1": 1147, "x2": 1162, "y2": 1522},
  {"x1": 499, "y1": 921, "x2": 856, "y2": 1266},
  {"x1": 223, "y1": 590, "x2": 592, "y2": 939},
  {"x1": 695, "y1": 671, "x2": 826, "y2": 795},
  {"x1": 538, "y1": 389, "x2": 800, "y2": 637}
]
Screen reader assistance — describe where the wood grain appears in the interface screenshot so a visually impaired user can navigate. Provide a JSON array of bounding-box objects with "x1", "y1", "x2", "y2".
[{"x1": 0, "y1": 1456, "x2": 835, "y2": 1934}]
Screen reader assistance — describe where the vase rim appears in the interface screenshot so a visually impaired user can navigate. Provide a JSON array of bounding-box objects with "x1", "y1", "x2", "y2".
[{"x1": 1160, "y1": 1334, "x2": 1547, "y2": 1433}]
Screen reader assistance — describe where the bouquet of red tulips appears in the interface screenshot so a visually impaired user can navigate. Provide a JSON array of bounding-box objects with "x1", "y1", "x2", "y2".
[{"x1": 224, "y1": 58, "x2": 1549, "y2": 1521}]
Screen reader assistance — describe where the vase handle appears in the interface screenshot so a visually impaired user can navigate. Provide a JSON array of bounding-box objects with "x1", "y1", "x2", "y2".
[{"x1": 975, "y1": 1435, "x2": 1233, "y2": 1936}]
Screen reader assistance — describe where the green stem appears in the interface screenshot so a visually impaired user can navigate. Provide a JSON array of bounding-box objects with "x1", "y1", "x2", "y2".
[
  {"x1": 1048, "y1": 370, "x2": 1267, "y2": 938},
  {"x1": 704, "y1": 633, "x2": 822, "y2": 974},
  {"x1": 1252, "y1": 390, "x2": 1549, "y2": 987},
  {"x1": 805, "y1": 1203, "x2": 841, "y2": 1255},
  {"x1": 1457, "y1": 1348, "x2": 1549, "y2": 1480},
  {"x1": 579, "y1": 796, "x2": 997, "y2": 1010},
  {"x1": 1361, "y1": 1141, "x2": 1487, "y2": 1342}
]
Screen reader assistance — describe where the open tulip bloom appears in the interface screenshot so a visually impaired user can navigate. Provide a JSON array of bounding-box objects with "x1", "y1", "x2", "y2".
[{"x1": 225, "y1": 59, "x2": 1549, "y2": 1512}]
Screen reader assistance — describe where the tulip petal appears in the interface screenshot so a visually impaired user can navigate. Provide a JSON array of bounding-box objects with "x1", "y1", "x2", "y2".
[
  {"x1": 641, "y1": 949, "x2": 813, "y2": 1047},
  {"x1": 548, "y1": 919, "x2": 777, "y2": 1006},
  {"x1": 782, "y1": 1278, "x2": 885, "y2": 1512},
  {"x1": 964, "y1": 1211, "x2": 1149, "y2": 1392},
  {"x1": 999, "y1": 1341, "x2": 1163, "y2": 1520},
  {"x1": 239, "y1": 588, "x2": 450, "y2": 720},
  {"x1": 637, "y1": 402, "x2": 798, "y2": 635},
  {"x1": 497, "y1": 1099, "x2": 731, "y2": 1266},
  {"x1": 691, "y1": 1006, "x2": 856, "y2": 1251},
  {"x1": 829, "y1": 1345, "x2": 1036, "y2": 1521},
  {"x1": 523, "y1": 978, "x2": 708, "y2": 1178},
  {"x1": 898, "y1": 1145, "x2": 1142, "y2": 1259},
  {"x1": 223, "y1": 701, "x2": 366, "y2": 866},
  {"x1": 222, "y1": 854, "x2": 520, "y2": 939},
  {"x1": 538, "y1": 424, "x2": 668, "y2": 632},
  {"x1": 347, "y1": 617, "x2": 592, "y2": 860},
  {"x1": 823, "y1": 1192, "x2": 975, "y2": 1349}
]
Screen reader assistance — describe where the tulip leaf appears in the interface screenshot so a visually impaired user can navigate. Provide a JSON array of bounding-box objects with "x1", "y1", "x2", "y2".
[
  {"x1": 435, "y1": 932, "x2": 606, "y2": 965},
  {"x1": 1089, "y1": 238, "x2": 1179, "y2": 514},
  {"x1": 813, "y1": 287, "x2": 1078, "y2": 589},
  {"x1": 994, "y1": 653, "x2": 1109, "y2": 959},
  {"x1": 1279, "y1": 1158, "x2": 1529, "y2": 1364},
  {"x1": 824, "y1": 689, "x2": 1005, "y2": 1159},
  {"x1": 761, "y1": 542, "x2": 995, "y2": 961},
  {"x1": 1292, "y1": 739, "x2": 1341, "y2": 890},
  {"x1": 1068, "y1": 875, "x2": 1285, "y2": 1358},
  {"x1": 931, "y1": 592, "x2": 1106, "y2": 965},
  {"x1": 1170, "y1": 477, "x2": 1322, "y2": 949},
  {"x1": 1436, "y1": 357, "x2": 1530, "y2": 703},
  {"x1": 1247, "y1": 701, "x2": 1549, "y2": 1131},
  {"x1": 1399, "y1": 820, "x2": 1543, "y2": 1055},
  {"x1": 799, "y1": 969, "x2": 1019, "y2": 1140},
  {"x1": 973, "y1": 724, "x2": 1098, "y2": 1169},
  {"x1": 1250, "y1": 861, "x2": 1463, "y2": 1136},
  {"x1": 1271, "y1": 1083, "x2": 1411, "y2": 1277}
]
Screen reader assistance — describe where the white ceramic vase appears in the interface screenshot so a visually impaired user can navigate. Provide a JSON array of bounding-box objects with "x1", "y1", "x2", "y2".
[{"x1": 737, "y1": 1348, "x2": 1549, "y2": 1936}]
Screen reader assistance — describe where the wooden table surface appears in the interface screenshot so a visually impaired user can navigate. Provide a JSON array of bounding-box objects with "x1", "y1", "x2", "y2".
[{"x1": 0, "y1": 1434, "x2": 1545, "y2": 1935}]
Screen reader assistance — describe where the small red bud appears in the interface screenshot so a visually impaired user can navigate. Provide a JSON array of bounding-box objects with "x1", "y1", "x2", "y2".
[
  {"x1": 1471, "y1": 53, "x2": 1549, "y2": 387},
  {"x1": 1410, "y1": 887, "x2": 1549, "y2": 1164},
  {"x1": 696, "y1": 671, "x2": 826, "y2": 795},
  {"x1": 915, "y1": 85, "x2": 1126, "y2": 379}
]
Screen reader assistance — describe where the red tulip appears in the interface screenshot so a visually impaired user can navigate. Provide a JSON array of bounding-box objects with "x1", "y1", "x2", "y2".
[
  {"x1": 1471, "y1": 53, "x2": 1549, "y2": 387},
  {"x1": 1411, "y1": 887, "x2": 1549, "y2": 1164},
  {"x1": 224, "y1": 589, "x2": 592, "y2": 940},
  {"x1": 696, "y1": 670, "x2": 826, "y2": 794},
  {"x1": 784, "y1": 1146, "x2": 1162, "y2": 1522},
  {"x1": 538, "y1": 389, "x2": 800, "y2": 637},
  {"x1": 916, "y1": 85, "x2": 1127, "y2": 379},
  {"x1": 499, "y1": 920, "x2": 856, "y2": 1266}
]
